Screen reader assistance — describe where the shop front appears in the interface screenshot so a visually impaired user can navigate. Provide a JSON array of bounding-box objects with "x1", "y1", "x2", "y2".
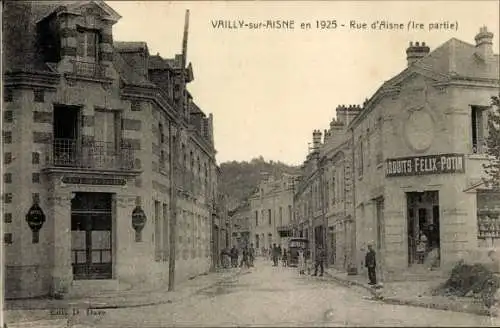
[{"x1": 382, "y1": 153, "x2": 478, "y2": 279}]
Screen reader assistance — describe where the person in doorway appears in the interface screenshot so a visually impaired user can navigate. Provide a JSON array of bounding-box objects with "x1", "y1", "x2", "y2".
[
  {"x1": 416, "y1": 231, "x2": 428, "y2": 264},
  {"x1": 249, "y1": 243, "x2": 255, "y2": 267},
  {"x1": 365, "y1": 244, "x2": 377, "y2": 285},
  {"x1": 298, "y1": 248, "x2": 306, "y2": 275},
  {"x1": 313, "y1": 245, "x2": 326, "y2": 276}
]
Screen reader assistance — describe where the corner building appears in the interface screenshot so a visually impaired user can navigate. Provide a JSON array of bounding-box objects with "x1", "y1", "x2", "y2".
[
  {"x1": 3, "y1": 1, "x2": 218, "y2": 298},
  {"x1": 297, "y1": 28, "x2": 499, "y2": 280}
]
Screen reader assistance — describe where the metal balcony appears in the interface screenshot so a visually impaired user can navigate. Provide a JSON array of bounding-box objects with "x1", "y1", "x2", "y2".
[
  {"x1": 73, "y1": 60, "x2": 104, "y2": 78},
  {"x1": 48, "y1": 138, "x2": 135, "y2": 171}
]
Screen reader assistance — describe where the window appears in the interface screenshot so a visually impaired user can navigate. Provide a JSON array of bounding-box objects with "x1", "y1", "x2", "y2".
[
  {"x1": 4, "y1": 111, "x2": 13, "y2": 123},
  {"x1": 160, "y1": 150, "x2": 166, "y2": 170},
  {"x1": 279, "y1": 207, "x2": 283, "y2": 226},
  {"x1": 358, "y1": 139, "x2": 364, "y2": 176},
  {"x1": 471, "y1": 106, "x2": 486, "y2": 154},
  {"x1": 32, "y1": 173, "x2": 40, "y2": 183},
  {"x1": 77, "y1": 29, "x2": 98, "y2": 62},
  {"x1": 4, "y1": 89, "x2": 13, "y2": 102},
  {"x1": 288, "y1": 205, "x2": 292, "y2": 222},
  {"x1": 34, "y1": 89, "x2": 44, "y2": 103},
  {"x1": 32, "y1": 152, "x2": 40, "y2": 164},
  {"x1": 159, "y1": 123, "x2": 164, "y2": 144},
  {"x1": 4, "y1": 233, "x2": 12, "y2": 245},
  {"x1": 3, "y1": 131, "x2": 12, "y2": 144},
  {"x1": 255, "y1": 211, "x2": 258, "y2": 226},
  {"x1": 331, "y1": 174, "x2": 336, "y2": 204},
  {"x1": 4, "y1": 173, "x2": 12, "y2": 184},
  {"x1": 4, "y1": 213, "x2": 12, "y2": 223},
  {"x1": 4, "y1": 152, "x2": 12, "y2": 165},
  {"x1": 131, "y1": 100, "x2": 141, "y2": 111},
  {"x1": 367, "y1": 128, "x2": 371, "y2": 167},
  {"x1": 268, "y1": 209, "x2": 272, "y2": 225}
]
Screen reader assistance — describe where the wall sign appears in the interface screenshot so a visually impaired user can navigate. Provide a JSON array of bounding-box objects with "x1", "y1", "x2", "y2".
[
  {"x1": 386, "y1": 153, "x2": 465, "y2": 177},
  {"x1": 62, "y1": 176, "x2": 126, "y2": 186}
]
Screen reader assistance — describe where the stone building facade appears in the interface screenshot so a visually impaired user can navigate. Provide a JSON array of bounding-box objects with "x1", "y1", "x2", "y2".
[
  {"x1": 294, "y1": 28, "x2": 499, "y2": 280},
  {"x1": 249, "y1": 173, "x2": 297, "y2": 255},
  {"x1": 229, "y1": 201, "x2": 251, "y2": 248},
  {"x1": 3, "y1": 1, "x2": 219, "y2": 298}
]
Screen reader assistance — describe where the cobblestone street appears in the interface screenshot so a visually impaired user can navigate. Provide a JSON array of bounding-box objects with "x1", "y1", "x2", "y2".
[{"x1": 10, "y1": 258, "x2": 495, "y2": 327}]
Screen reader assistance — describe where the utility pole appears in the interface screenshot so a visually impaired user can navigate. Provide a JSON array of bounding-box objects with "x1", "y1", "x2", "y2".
[{"x1": 168, "y1": 9, "x2": 190, "y2": 292}]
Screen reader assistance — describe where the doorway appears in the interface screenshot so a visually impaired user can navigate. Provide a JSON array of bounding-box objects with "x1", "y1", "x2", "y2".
[
  {"x1": 71, "y1": 192, "x2": 113, "y2": 280},
  {"x1": 406, "y1": 191, "x2": 440, "y2": 267}
]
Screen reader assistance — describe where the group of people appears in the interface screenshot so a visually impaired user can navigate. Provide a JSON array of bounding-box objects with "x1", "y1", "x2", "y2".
[
  {"x1": 220, "y1": 244, "x2": 255, "y2": 269},
  {"x1": 297, "y1": 245, "x2": 326, "y2": 276},
  {"x1": 270, "y1": 243, "x2": 289, "y2": 267}
]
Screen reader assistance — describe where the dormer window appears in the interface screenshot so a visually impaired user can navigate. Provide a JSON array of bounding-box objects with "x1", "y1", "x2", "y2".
[{"x1": 76, "y1": 28, "x2": 99, "y2": 76}]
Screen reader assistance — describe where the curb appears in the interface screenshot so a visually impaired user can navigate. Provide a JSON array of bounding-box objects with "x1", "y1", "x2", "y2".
[
  {"x1": 324, "y1": 271, "x2": 493, "y2": 317},
  {"x1": 5, "y1": 269, "x2": 243, "y2": 311}
]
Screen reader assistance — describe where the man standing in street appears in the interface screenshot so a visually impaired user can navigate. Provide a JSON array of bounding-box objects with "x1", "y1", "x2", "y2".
[
  {"x1": 249, "y1": 243, "x2": 255, "y2": 267},
  {"x1": 313, "y1": 245, "x2": 325, "y2": 276},
  {"x1": 365, "y1": 243, "x2": 377, "y2": 285},
  {"x1": 272, "y1": 243, "x2": 279, "y2": 266}
]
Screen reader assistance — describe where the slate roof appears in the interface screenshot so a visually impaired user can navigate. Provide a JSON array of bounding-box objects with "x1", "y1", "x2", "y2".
[
  {"x1": 115, "y1": 41, "x2": 149, "y2": 53},
  {"x1": 416, "y1": 38, "x2": 499, "y2": 80}
]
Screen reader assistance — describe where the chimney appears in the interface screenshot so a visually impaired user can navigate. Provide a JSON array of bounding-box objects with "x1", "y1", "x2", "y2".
[
  {"x1": 344, "y1": 105, "x2": 362, "y2": 127},
  {"x1": 475, "y1": 26, "x2": 494, "y2": 61},
  {"x1": 312, "y1": 130, "x2": 322, "y2": 152},
  {"x1": 336, "y1": 105, "x2": 346, "y2": 124},
  {"x1": 406, "y1": 41, "x2": 430, "y2": 66}
]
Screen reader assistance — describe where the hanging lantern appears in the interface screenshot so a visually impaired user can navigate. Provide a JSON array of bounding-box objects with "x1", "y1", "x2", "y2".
[
  {"x1": 132, "y1": 205, "x2": 147, "y2": 242},
  {"x1": 25, "y1": 203, "x2": 46, "y2": 243}
]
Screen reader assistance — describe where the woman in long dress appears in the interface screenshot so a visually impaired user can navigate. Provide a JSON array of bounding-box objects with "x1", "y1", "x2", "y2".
[{"x1": 298, "y1": 248, "x2": 306, "y2": 275}]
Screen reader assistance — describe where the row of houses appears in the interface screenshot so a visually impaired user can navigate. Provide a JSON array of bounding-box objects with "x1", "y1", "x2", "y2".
[
  {"x1": 293, "y1": 27, "x2": 500, "y2": 280},
  {"x1": 2, "y1": 1, "x2": 228, "y2": 299}
]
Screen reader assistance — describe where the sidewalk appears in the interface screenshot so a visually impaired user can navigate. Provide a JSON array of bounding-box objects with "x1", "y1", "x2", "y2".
[
  {"x1": 324, "y1": 267, "x2": 492, "y2": 317},
  {"x1": 3, "y1": 267, "x2": 243, "y2": 325}
]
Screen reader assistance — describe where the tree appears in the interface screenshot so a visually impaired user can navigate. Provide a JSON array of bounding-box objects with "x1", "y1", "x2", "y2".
[{"x1": 484, "y1": 95, "x2": 500, "y2": 189}]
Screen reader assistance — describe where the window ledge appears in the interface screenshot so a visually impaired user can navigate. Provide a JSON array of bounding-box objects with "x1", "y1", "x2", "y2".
[
  {"x1": 467, "y1": 153, "x2": 490, "y2": 160},
  {"x1": 64, "y1": 73, "x2": 114, "y2": 86}
]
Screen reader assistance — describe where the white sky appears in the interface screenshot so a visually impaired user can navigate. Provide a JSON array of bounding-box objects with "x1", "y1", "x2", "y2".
[{"x1": 108, "y1": 1, "x2": 499, "y2": 166}]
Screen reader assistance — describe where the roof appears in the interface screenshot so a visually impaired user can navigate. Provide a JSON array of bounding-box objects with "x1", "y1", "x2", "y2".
[
  {"x1": 149, "y1": 55, "x2": 172, "y2": 70},
  {"x1": 113, "y1": 52, "x2": 154, "y2": 87},
  {"x1": 416, "y1": 38, "x2": 499, "y2": 80},
  {"x1": 349, "y1": 33, "x2": 500, "y2": 129},
  {"x1": 114, "y1": 41, "x2": 149, "y2": 54}
]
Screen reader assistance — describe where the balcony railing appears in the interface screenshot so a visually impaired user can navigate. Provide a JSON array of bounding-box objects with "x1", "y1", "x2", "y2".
[
  {"x1": 73, "y1": 60, "x2": 103, "y2": 78},
  {"x1": 47, "y1": 138, "x2": 135, "y2": 171}
]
